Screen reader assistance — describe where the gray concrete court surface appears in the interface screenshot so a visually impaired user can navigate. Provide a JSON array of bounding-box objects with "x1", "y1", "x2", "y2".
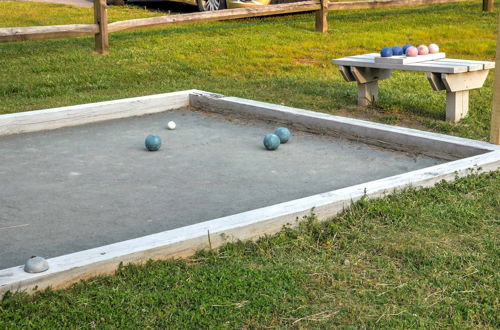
[{"x1": 0, "y1": 109, "x2": 443, "y2": 269}]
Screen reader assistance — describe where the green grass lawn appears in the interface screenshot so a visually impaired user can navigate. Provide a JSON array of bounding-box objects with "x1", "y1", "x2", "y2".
[
  {"x1": 0, "y1": 1, "x2": 498, "y2": 140},
  {"x1": 0, "y1": 2, "x2": 165, "y2": 26},
  {"x1": 0, "y1": 1, "x2": 499, "y2": 328}
]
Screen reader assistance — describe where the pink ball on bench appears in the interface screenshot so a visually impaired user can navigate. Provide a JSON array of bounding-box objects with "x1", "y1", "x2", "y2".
[
  {"x1": 428, "y1": 43, "x2": 439, "y2": 54},
  {"x1": 417, "y1": 45, "x2": 429, "y2": 55},
  {"x1": 405, "y1": 46, "x2": 418, "y2": 57}
]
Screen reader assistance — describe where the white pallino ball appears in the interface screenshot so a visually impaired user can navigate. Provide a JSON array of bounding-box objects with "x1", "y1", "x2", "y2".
[{"x1": 167, "y1": 121, "x2": 176, "y2": 130}]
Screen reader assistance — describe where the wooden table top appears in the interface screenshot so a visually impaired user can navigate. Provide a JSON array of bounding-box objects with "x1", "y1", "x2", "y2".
[{"x1": 332, "y1": 53, "x2": 495, "y2": 74}]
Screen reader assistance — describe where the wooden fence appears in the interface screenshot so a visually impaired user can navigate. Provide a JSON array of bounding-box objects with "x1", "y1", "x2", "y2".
[
  {"x1": 0, "y1": 0, "x2": 493, "y2": 53},
  {"x1": 0, "y1": 0, "x2": 498, "y2": 143},
  {"x1": 491, "y1": 12, "x2": 500, "y2": 144}
]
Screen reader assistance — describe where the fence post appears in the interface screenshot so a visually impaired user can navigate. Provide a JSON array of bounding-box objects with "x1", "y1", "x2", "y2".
[
  {"x1": 483, "y1": 0, "x2": 493, "y2": 12},
  {"x1": 490, "y1": 12, "x2": 500, "y2": 144},
  {"x1": 94, "y1": 0, "x2": 109, "y2": 54},
  {"x1": 315, "y1": 0, "x2": 329, "y2": 33}
]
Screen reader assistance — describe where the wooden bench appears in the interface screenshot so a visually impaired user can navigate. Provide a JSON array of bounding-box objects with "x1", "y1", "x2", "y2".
[{"x1": 332, "y1": 54, "x2": 495, "y2": 123}]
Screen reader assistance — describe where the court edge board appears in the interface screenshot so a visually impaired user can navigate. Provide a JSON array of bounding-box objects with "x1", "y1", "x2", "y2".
[{"x1": 1, "y1": 90, "x2": 499, "y2": 298}]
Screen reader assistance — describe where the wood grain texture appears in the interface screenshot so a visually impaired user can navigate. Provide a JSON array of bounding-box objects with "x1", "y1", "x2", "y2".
[
  {"x1": 375, "y1": 52, "x2": 445, "y2": 64},
  {"x1": 190, "y1": 94, "x2": 499, "y2": 159},
  {"x1": 427, "y1": 72, "x2": 447, "y2": 91},
  {"x1": 333, "y1": 55, "x2": 492, "y2": 123},
  {"x1": 0, "y1": 0, "x2": 475, "y2": 46},
  {"x1": 108, "y1": 0, "x2": 470, "y2": 33},
  {"x1": 483, "y1": 0, "x2": 493, "y2": 11},
  {"x1": 108, "y1": 1, "x2": 319, "y2": 33},
  {"x1": 93, "y1": 0, "x2": 109, "y2": 54},
  {"x1": 339, "y1": 65, "x2": 356, "y2": 82},
  {"x1": 3, "y1": 150, "x2": 499, "y2": 298},
  {"x1": 490, "y1": 13, "x2": 500, "y2": 144},
  {"x1": 333, "y1": 55, "x2": 494, "y2": 74},
  {"x1": 0, "y1": 24, "x2": 98, "y2": 43},
  {"x1": 436, "y1": 58, "x2": 494, "y2": 70},
  {"x1": 2, "y1": 91, "x2": 499, "y2": 298},
  {"x1": 441, "y1": 70, "x2": 490, "y2": 92},
  {"x1": 357, "y1": 81, "x2": 379, "y2": 106},
  {"x1": 0, "y1": 90, "x2": 201, "y2": 136},
  {"x1": 332, "y1": 54, "x2": 472, "y2": 73},
  {"x1": 315, "y1": 0, "x2": 328, "y2": 32},
  {"x1": 350, "y1": 66, "x2": 392, "y2": 83},
  {"x1": 446, "y1": 90, "x2": 469, "y2": 123},
  {"x1": 327, "y1": 0, "x2": 469, "y2": 10}
]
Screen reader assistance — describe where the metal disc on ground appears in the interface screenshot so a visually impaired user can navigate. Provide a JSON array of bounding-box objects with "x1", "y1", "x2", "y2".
[{"x1": 24, "y1": 256, "x2": 49, "y2": 273}]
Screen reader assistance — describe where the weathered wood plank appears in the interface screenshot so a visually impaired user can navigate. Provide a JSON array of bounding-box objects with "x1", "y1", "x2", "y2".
[
  {"x1": 338, "y1": 66, "x2": 356, "y2": 82},
  {"x1": 0, "y1": 90, "x2": 198, "y2": 136},
  {"x1": 375, "y1": 52, "x2": 445, "y2": 64},
  {"x1": 334, "y1": 55, "x2": 495, "y2": 73},
  {"x1": 490, "y1": 12, "x2": 500, "y2": 144},
  {"x1": 108, "y1": 1, "x2": 320, "y2": 33},
  {"x1": 192, "y1": 94, "x2": 500, "y2": 158},
  {"x1": 315, "y1": 0, "x2": 329, "y2": 32},
  {"x1": 108, "y1": 0, "x2": 470, "y2": 34},
  {"x1": 483, "y1": 0, "x2": 493, "y2": 12},
  {"x1": 0, "y1": 0, "x2": 474, "y2": 45},
  {"x1": 1, "y1": 92, "x2": 499, "y2": 298},
  {"x1": 0, "y1": 24, "x2": 98, "y2": 43},
  {"x1": 427, "y1": 72, "x2": 447, "y2": 91},
  {"x1": 327, "y1": 0, "x2": 469, "y2": 10},
  {"x1": 5, "y1": 148, "x2": 500, "y2": 298},
  {"x1": 441, "y1": 70, "x2": 490, "y2": 93},
  {"x1": 446, "y1": 90, "x2": 469, "y2": 123},
  {"x1": 437, "y1": 58, "x2": 496, "y2": 70},
  {"x1": 431, "y1": 59, "x2": 483, "y2": 71},
  {"x1": 350, "y1": 66, "x2": 392, "y2": 83},
  {"x1": 404, "y1": 62, "x2": 468, "y2": 73},
  {"x1": 333, "y1": 54, "x2": 494, "y2": 123},
  {"x1": 332, "y1": 57, "x2": 466, "y2": 73},
  {"x1": 94, "y1": 0, "x2": 109, "y2": 54}
]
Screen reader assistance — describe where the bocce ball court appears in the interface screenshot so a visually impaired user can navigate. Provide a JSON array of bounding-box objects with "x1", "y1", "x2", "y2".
[{"x1": 1, "y1": 90, "x2": 499, "y2": 296}]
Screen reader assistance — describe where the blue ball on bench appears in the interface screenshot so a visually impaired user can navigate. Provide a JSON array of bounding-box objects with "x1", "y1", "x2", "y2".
[
  {"x1": 392, "y1": 46, "x2": 403, "y2": 56},
  {"x1": 380, "y1": 47, "x2": 393, "y2": 57},
  {"x1": 402, "y1": 44, "x2": 413, "y2": 54}
]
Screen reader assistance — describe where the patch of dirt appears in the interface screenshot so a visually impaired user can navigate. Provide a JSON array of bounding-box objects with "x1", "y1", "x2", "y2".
[
  {"x1": 293, "y1": 58, "x2": 320, "y2": 65},
  {"x1": 332, "y1": 105, "x2": 434, "y2": 133}
]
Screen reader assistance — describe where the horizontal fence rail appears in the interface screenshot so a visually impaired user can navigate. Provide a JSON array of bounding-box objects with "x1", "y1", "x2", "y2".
[
  {"x1": 0, "y1": 0, "x2": 486, "y2": 45},
  {"x1": 0, "y1": 24, "x2": 99, "y2": 43},
  {"x1": 107, "y1": 0, "x2": 471, "y2": 33},
  {"x1": 108, "y1": 1, "x2": 319, "y2": 32},
  {"x1": 0, "y1": 0, "x2": 497, "y2": 143}
]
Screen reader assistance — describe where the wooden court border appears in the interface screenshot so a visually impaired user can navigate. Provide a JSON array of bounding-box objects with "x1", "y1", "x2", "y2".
[{"x1": 1, "y1": 90, "x2": 499, "y2": 298}]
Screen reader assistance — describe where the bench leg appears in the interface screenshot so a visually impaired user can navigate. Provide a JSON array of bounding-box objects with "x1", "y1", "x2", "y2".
[
  {"x1": 446, "y1": 90, "x2": 469, "y2": 123},
  {"x1": 357, "y1": 81, "x2": 379, "y2": 106},
  {"x1": 338, "y1": 66, "x2": 356, "y2": 82},
  {"x1": 349, "y1": 67, "x2": 391, "y2": 107},
  {"x1": 427, "y1": 71, "x2": 490, "y2": 123}
]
